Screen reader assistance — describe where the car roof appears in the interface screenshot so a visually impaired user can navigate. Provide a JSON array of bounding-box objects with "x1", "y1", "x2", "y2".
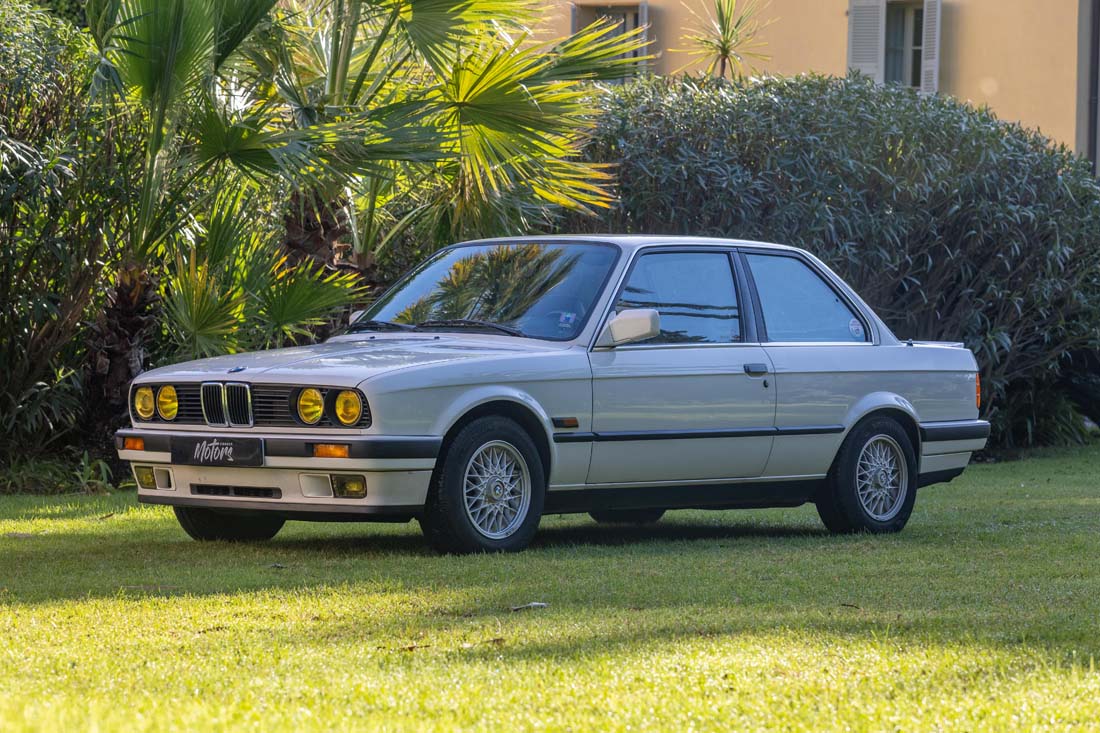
[{"x1": 456, "y1": 234, "x2": 800, "y2": 254}]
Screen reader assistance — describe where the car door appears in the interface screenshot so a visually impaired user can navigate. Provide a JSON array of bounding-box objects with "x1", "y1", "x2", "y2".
[
  {"x1": 586, "y1": 249, "x2": 776, "y2": 485},
  {"x1": 741, "y1": 250, "x2": 876, "y2": 478}
]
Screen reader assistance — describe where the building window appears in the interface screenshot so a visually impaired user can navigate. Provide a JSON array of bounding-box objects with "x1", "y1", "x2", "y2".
[
  {"x1": 848, "y1": 0, "x2": 940, "y2": 94},
  {"x1": 571, "y1": 2, "x2": 649, "y2": 79},
  {"x1": 885, "y1": 3, "x2": 923, "y2": 87}
]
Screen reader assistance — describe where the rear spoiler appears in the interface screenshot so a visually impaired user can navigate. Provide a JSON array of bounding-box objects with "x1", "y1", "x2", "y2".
[{"x1": 905, "y1": 340, "x2": 966, "y2": 348}]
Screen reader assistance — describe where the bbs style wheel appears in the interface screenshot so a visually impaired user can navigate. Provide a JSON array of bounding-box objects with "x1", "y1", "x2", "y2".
[
  {"x1": 419, "y1": 416, "x2": 545, "y2": 554},
  {"x1": 816, "y1": 416, "x2": 918, "y2": 534}
]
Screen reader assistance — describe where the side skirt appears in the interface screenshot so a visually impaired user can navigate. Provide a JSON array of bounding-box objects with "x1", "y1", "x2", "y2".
[{"x1": 544, "y1": 479, "x2": 824, "y2": 514}]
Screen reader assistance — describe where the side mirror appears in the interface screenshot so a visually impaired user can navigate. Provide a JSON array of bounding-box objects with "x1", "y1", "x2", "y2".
[
  {"x1": 596, "y1": 308, "x2": 660, "y2": 347},
  {"x1": 349, "y1": 309, "x2": 366, "y2": 326}
]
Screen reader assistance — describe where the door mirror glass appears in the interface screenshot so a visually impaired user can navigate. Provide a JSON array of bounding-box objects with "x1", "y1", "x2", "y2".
[
  {"x1": 597, "y1": 309, "x2": 660, "y2": 347},
  {"x1": 349, "y1": 309, "x2": 366, "y2": 326}
]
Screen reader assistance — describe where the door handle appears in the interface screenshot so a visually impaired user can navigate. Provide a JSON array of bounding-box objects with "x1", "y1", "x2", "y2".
[{"x1": 743, "y1": 363, "x2": 769, "y2": 376}]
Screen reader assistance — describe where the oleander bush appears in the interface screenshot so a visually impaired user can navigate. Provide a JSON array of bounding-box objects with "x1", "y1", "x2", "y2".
[{"x1": 565, "y1": 74, "x2": 1100, "y2": 447}]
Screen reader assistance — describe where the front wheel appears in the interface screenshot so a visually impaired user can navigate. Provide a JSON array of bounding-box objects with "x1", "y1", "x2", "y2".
[
  {"x1": 173, "y1": 507, "x2": 285, "y2": 542},
  {"x1": 816, "y1": 417, "x2": 917, "y2": 534},
  {"x1": 419, "y1": 416, "x2": 545, "y2": 554}
]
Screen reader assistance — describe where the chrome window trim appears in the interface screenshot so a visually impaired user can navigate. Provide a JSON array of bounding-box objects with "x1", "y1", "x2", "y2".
[
  {"x1": 738, "y1": 247, "x2": 880, "y2": 346},
  {"x1": 587, "y1": 244, "x2": 747, "y2": 351}
]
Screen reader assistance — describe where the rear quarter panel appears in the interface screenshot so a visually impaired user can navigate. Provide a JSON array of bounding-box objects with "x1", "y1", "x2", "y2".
[{"x1": 764, "y1": 343, "x2": 979, "y2": 476}]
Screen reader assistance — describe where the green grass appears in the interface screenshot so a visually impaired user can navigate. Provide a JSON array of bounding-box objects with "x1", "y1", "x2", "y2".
[{"x1": 2, "y1": 446, "x2": 1100, "y2": 732}]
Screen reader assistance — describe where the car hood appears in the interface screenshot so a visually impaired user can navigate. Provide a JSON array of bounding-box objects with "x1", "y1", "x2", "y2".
[{"x1": 137, "y1": 334, "x2": 566, "y2": 387}]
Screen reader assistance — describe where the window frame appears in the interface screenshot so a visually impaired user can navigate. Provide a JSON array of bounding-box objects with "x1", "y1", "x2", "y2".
[
  {"x1": 591, "y1": 246, "x2": 754, "y2": 350},
  {"x1": 738, "y1": 249, "x2": 875, "y2": 346},
  {"x1": 358, "y1": 239, "x2": 623, "y2": 343}
]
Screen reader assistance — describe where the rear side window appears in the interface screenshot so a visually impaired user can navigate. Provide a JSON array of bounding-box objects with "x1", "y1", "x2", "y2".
[
  {"x1": 746, "y1": 254, "x2": 868, "y2": 343},
  {"x1": 616, "y1": 252, "x2": 741, "y2": 344}
]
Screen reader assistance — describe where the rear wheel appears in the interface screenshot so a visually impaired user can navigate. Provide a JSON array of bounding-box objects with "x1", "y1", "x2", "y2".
[
  {"x1": 173, "y1": 507, "x2": 285, "y2": 542},
  {"x1": 816, "y1": 416, "x2": 917, "y2": 534},
  {"x1": 419, "y1": 416, "x2": 545, "y2": 554},
  {"x1": 589, "y1": 508, "x2": 666, "y2": 525}
]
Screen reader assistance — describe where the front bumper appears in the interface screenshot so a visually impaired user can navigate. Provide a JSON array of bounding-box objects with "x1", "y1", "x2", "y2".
[{"x1": 116, "y1": 429, "x2": 440, "y2": 517}]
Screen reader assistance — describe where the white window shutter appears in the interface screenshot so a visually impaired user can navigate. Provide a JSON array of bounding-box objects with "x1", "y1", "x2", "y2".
[
  {"x1": 920, "y1": 0, "x2": 942, "y2": 94},
  {"x1": 847, "y1": 0, "x2": 886, "y2": 84}
]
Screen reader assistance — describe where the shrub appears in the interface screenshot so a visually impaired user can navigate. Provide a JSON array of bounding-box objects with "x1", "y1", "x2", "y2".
[
  {"x1": 564, "y1": 74, "x2": 1100, "y2": 446},
  {"x1": 0, "y1": 2, "x2": 141, "y2": 459}
]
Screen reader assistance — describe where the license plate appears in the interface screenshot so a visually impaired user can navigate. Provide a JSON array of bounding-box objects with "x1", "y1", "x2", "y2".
[{"x1": 171, "y1": 437, "x2": 264, "y2": 467}]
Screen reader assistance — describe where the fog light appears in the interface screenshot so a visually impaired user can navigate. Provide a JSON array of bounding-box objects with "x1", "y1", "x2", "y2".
[
  {"x1": 332, "y1": 475, "x2": 367, "y2": 498},
  {"x1": 123, "y1": 437, "x2": 145, "y2": 451},
  {"x1": 313, "y1": 443, "x2": 349, "y2": 459},
  {"x1": 134, "y1": 387, "x2": 155, "y2": 420},
  {"x1": 133, "y1": 465, "x2": 156, "y2": 489}
]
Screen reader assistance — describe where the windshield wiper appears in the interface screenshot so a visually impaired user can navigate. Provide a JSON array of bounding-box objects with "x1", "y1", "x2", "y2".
[
  {"x1": 414, "y1": 319, "x2": 526, "y2": 337},
  {"x1": 345, "y1": 319, "x2": 414, "y2": 333}
]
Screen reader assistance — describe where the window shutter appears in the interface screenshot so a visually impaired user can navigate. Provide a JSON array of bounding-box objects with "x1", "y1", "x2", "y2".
[
  {"x1": 848, "y1": 0, "x2": 886, "y2": 83},
  {"x1": 920, "y1": 0, "x2": 942, "y2": 94}
]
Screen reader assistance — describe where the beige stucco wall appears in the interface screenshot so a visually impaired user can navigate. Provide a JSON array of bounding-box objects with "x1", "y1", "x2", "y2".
[{"x1": 538, "y1": 0, "x2": 1084, "y2": 150}]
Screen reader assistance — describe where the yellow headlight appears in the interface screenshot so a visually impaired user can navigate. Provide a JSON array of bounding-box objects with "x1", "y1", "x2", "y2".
[
  {"x1": 134, "y1": 387, "x2": 155, "y2": 420},
  {"x1": 297, "y1": 388, "x2": 324, "y2": 425},
  {"x1": 156, "y1": 385, "x2": 178, "y2": 420},
  {"x1": 334, "y1": 391, "x2": 362, "y2": 425}
]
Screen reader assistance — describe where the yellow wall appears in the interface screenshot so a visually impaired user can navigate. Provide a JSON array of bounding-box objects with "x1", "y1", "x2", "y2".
[{"x1": 538, "y1": 0, "x2": 1086, "y2": 150}]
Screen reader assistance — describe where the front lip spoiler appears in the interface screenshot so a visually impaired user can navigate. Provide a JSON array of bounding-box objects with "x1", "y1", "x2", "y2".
[
  {"x1": 115, "y1": 429, "x2": 441, "y2": 460},
  {"x1": 139, "y1": 493, "x2": 420, "y2": 520}
]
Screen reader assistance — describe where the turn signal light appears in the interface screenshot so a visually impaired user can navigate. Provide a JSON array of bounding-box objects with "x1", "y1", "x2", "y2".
[
  {"x1": 313, "y1": 443, "x2": 349, "y2": 459},
  {"x1": 134, "y1": 387, "x2": 155, "y2": 420},
  {"x1": 976, "y1": 373, "x2": 982, "y2": 409},
  {"x1": 123, "y1": 437, "x2": 145, "y2": 451}
]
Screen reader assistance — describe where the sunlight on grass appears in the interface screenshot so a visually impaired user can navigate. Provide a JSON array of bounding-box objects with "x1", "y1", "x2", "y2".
[{"x1": 2, "y1": 445, "x2": 1100, "y2": 730}]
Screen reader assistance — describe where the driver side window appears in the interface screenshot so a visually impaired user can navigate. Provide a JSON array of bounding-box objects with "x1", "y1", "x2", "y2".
[{"x1": 615, "y1": 252, "x2": 742, "y2": 344}]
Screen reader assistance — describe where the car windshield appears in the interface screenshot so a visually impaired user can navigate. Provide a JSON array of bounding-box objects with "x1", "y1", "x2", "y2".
[{"x1": 358, "y1": 242, "x2": 619, "y2": 340}]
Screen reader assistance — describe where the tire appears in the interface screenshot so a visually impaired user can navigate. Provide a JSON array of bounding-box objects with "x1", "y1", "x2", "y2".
[
  {"x1": 816, "y1": 416, "x2": 918, "y2": 534},
  {"x1": 173, "y1": 507, "x2": 285, "y2": 542},
  {"x1": 419, "y1": 416, "x2": 546, "y2": 554},
  {"x1": 589, "y1": 508, "x2": 666, "y2": 525}
]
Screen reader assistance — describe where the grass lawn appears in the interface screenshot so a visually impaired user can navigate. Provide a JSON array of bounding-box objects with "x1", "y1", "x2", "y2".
[{"x1": 2, "y1": 446, "x2": 1099, "y2": 732}]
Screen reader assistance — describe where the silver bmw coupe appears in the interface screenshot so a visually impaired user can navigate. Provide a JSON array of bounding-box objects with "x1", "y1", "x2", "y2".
[{"x1": 117, "y1": 236, "x2": 988, "y2": 553}]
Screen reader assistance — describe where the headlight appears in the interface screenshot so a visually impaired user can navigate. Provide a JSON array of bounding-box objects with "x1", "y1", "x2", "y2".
[
  {"x1": 156, "y1": 385, "x2": 178, "y2": 420},
  {"x1": 134, "y1": 387, "x2": 155, "y2": 420},
  {"x1": 297, "y1": 388, "x2": 324, "y2": 425},
  {"x1": 334, "y1": 390, "x2": 362, "y2": 425}
]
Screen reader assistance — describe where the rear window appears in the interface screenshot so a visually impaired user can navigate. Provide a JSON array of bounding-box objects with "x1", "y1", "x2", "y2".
[{"x1": 746, "y1": 254, "x2": 868, "y2": 343}]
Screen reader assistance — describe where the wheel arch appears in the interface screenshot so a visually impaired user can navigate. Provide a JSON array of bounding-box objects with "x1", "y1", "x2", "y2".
[
  {"x1": 840, "y1": 393, "x2": 922, "y2": 460},
  {"x1": 435, "y1": 396, "x2": 554, "y2": 483}
]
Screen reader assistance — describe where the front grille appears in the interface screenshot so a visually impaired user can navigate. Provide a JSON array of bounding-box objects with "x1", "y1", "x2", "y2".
[
  {"x1": 201, "y1": 382, "x2": 252, "y2": 427},
  {"x1": 225, "y1": 383, "x2": 252, "y2": 427},
  {"x1": 201, "y1": 383, "x2": 227, "y2": 425},
  {"x1": 251, "y1": 385, "x2": 297, "y2": 427},
  {"x1": 192, "y1": 485, "x2": 281, "y2": 499},
  {"x1": 175, "y1": 384, "x2": 204, "y2": 423}
]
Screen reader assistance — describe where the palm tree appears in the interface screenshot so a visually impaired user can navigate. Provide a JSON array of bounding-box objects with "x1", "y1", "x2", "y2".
[
  {"x1": 679, "y1": 0, "x2": 772, "y2": 80},
  {"x1": 254, "y1": 0, "x2": 650, "y2": 268}
]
